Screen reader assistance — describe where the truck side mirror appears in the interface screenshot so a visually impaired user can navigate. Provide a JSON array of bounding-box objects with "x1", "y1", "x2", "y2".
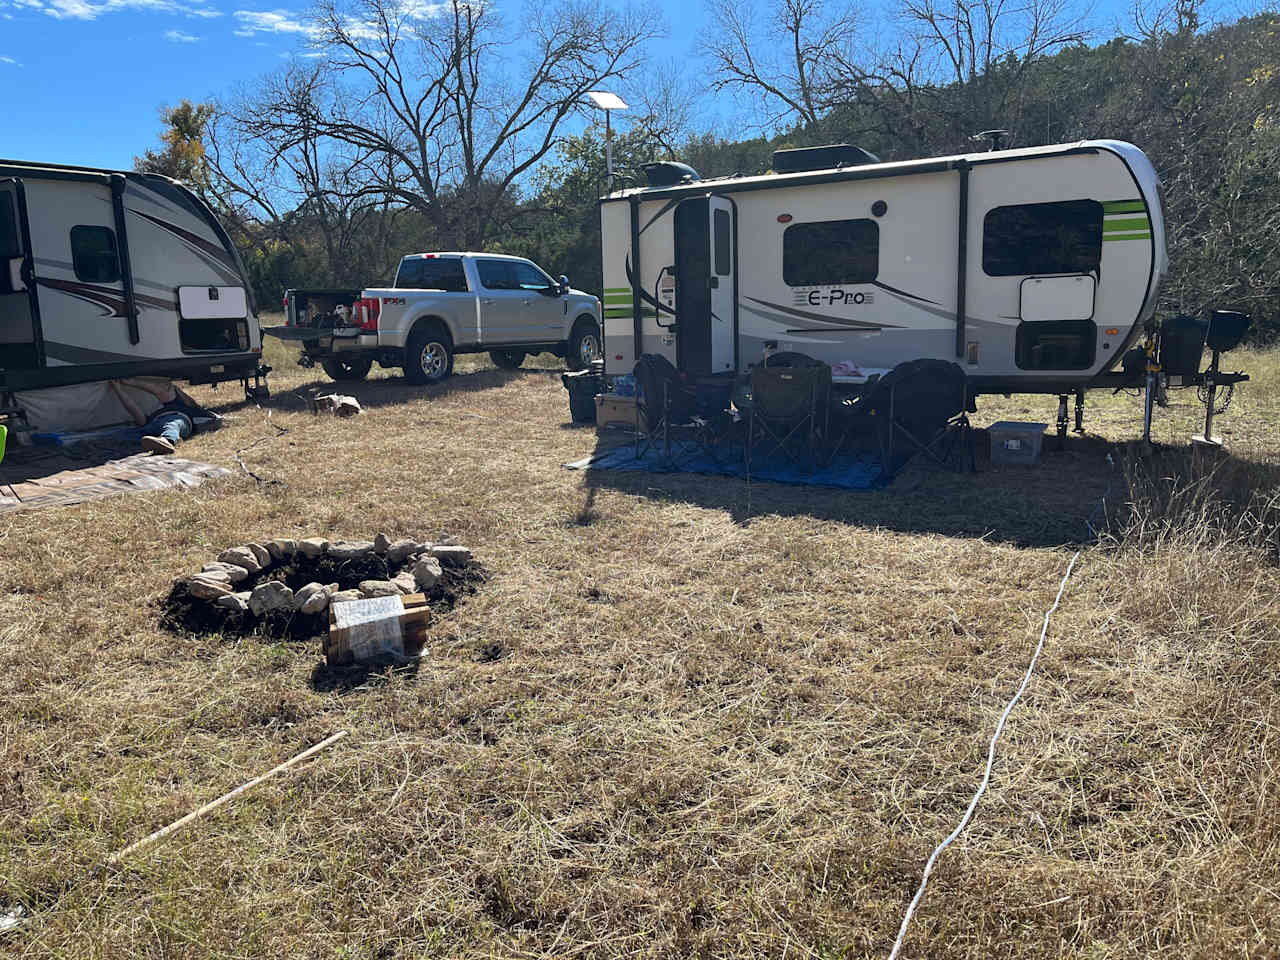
[{"x1": 558, "y1": 275, "x2": 569, "y2": 296}]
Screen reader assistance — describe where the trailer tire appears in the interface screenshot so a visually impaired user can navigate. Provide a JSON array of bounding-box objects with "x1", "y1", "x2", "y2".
[
  {"x1": 321, "y1": 357, "x2": 373, "y2": 381},
  {"x1": 566, "y1": 317, "x2": 601, "y2": 370},
  {"x1": 405, "y1": 324, "x2": 454, "y2": 384},
  {"x1": 489, "y1": 349, "x2": 526, "y2": 370}
]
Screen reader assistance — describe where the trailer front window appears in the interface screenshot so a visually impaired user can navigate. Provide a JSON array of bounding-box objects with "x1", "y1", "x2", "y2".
[
  {"x1": 783, "y1": 218, "x2": 879, "y2": 287},
  {"x1": 982, "y1": 200, "x2": 1102, "y2": 277},
  {"x1": 70, "y1": 225, "x2": 120, "y2": 284}
]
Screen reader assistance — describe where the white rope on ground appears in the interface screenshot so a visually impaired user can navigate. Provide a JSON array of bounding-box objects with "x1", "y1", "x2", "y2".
[{"x1": 886, "y1": 549, "x2": 1082, "y2": 960}]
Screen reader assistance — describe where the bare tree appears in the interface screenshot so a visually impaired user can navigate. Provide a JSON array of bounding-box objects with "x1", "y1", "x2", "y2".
[
  {"x1": 298, "y1": 0, "x2": 659, "y2": 249},
  {"x1": 701, "y1": 0, "x2": 858, "y2": 129}
]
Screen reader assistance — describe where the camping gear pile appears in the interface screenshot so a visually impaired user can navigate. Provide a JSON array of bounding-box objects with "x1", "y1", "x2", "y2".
[{"x1": 167, "y1": 534, "x2": 479, "y2": 665}]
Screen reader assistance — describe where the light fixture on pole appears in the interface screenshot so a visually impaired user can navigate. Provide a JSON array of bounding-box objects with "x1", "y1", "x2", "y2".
[{"x1": 586, "y1": 90, "x2": 628, "y2": 190}]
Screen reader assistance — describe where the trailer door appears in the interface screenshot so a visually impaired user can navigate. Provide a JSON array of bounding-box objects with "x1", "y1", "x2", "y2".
[
  {"x1": 0, "y1": 179, "x2": 41, "y2": 370},
  {"x1": 21, "y1": 178, "x2": 134, "y2": 366},
  {"x1": 674, "y1": 195, "x2": 735, "y2": 375}
]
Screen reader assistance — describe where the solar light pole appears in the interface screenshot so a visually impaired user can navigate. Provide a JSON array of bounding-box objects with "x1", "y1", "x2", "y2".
[{"x1": 587, "y1": 91, "x2": 628, "y2": 191}]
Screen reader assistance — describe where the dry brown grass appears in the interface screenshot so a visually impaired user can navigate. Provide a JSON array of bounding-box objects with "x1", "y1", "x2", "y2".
[{"x1": 2, "y1": 327, "x2": 1279, "y2": 958}]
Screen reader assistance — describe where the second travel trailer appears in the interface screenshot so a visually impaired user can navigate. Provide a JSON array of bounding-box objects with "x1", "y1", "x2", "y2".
[
  {"x1": 599, "y1": 139, "x2": 1170, "y2": 400},
  {"x1": 0, "y1": 159, "x2": 269, "y2": 413}
]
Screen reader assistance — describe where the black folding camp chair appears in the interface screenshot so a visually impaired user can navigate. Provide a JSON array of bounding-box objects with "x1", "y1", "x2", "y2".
[
  {"x1": 634, "y1": 354, "x2": 716, "y2": 465},
  {"x1": 744, "y1": 362, "x2": 832, "y2": 479},
  {"x1": 832, "y1": 359, "x2": 972, "y2": 478}
]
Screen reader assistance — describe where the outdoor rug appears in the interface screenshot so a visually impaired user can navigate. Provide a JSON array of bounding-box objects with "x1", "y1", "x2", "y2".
[
  {"x1": 566, "y1": 442, "x2": 886, "y2": 489},
  {"x1": 0, "y1": 447, "x2": 233, "y2": 515}
]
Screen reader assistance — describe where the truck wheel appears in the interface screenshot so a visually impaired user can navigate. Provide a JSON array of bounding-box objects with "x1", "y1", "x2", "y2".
[
  {"x1": 489, "y1": 350, "x2": 526, "y2": 370},
  {"x1": 566, "y1": 318, "x2": 601, "y2": 370},
  {"x1": 321, "y1": 357, "x2": 373, "y2": 381},
  {"x1": 405, "y1": 326, "x2": 454, "y2": 384}
]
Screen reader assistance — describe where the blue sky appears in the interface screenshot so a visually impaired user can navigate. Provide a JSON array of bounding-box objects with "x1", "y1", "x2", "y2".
[{"x1": 0, "y1": 0, "x2": 1145, "y2": 172}]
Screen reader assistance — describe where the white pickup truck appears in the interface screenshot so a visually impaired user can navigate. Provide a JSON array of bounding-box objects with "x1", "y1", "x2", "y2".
[{"x1": 265, "y1": 252, "x2": 602, "y2": 384}]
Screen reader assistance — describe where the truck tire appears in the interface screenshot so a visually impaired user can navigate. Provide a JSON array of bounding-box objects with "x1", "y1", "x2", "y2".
[
  {"x1": 489, "y1": 349, "x2": 526, "y2": 370},
  {"x1": 404, "y1": 324, "x2": 454, "y2": 384},
  {"x1": 566, "y1": 317, "x2": 601, "y2": 370},
  {"x1": 321, "y1": 357, "x2": 373, "y2": 381}
]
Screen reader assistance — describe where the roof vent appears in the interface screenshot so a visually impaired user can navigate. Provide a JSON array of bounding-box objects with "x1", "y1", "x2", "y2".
[
  {"x1": 642, "y1": 161, "x2": 700, "y2": 187},
  {"x1": 771, "y1": 144, "x2": 880, "y2": 174}
]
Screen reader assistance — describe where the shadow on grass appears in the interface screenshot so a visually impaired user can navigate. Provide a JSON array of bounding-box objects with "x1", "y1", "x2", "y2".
[
  {"x1": 309, "y1": 656, "x2": 422, "y2": 694},
  {"x1": 574, "y1": 428, "x2": 1134, "y2": 549},
  {"x1": 206, "y1": 364, "x2": 567, "y2": 415}
]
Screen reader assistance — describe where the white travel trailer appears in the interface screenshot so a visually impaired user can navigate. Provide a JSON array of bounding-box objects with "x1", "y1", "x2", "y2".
[
  {"x1": 599, "y1": 140, "x2": 1167, "y2": 399},
  {"x1": 0, "y1": 159, "x2": 268, "y2": 402}
]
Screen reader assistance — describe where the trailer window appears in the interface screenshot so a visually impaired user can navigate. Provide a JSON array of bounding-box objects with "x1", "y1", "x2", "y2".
[
  {"x1": 783, "y1": 219, "x2": 878, "y2": 286},
  {"x1": 982, "y1": 200, "x2": 1103, "y2": 277},
  {"x1": 713, "y1": 208, "x2": 731, "y2": 276},
  {"x1": 70, "y1": 225, "x2": 120, "y2": 283},
  {"x1": 1, "y1": 193, "x2": 20, "y2": 259},
  {"x1": 395, "y1": 257, "x2": 468, "y2": 291}
]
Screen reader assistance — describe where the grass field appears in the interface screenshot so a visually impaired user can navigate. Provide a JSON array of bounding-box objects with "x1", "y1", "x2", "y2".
[{"x1": 2, "y1": 326, "x2": 1278, "y2": 958}]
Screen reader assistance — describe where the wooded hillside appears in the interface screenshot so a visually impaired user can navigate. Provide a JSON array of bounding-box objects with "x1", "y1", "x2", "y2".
[{"x1": 137, "y1": 0, "x2": 1279, "y2": 336}]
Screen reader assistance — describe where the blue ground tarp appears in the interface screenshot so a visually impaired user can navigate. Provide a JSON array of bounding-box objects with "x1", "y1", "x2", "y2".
[{"x1": 566, "y1": 442, "x2": 886, "y2": 489}]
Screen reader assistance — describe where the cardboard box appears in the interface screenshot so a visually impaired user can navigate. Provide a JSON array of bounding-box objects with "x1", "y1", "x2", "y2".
[
  {"x1": 325, "y1": 593, "x2": 431, "y2": 666},
  {"x1": 595, "y1": 394, "x2": 645, "y2": 431}
]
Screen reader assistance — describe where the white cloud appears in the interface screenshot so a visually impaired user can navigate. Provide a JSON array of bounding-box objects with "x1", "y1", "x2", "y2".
[
  {"x1": 165, "y1": 26, "x2": 197, "y2": 39},
  {"x1": 0, "y1": 54, "x2": 20, "y2": 64},
  {"x1": 22, "y1": 0, "x2": 221, "y2": 20},
  {"x1": 233, "y1": 7, "x2": 316, "y2": 36}
]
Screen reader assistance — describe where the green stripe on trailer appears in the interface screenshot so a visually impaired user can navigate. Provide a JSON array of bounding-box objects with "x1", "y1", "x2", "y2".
[
  {"x1": 1103, "y1": 217, "x2": 1150, "y2": 232},
  {"x1": 1103, "y1": 232, "x2": 1152, "y2": 241},
  {"x1": 1102, "y1": 200, "x2": 1146, "y2": 214}
]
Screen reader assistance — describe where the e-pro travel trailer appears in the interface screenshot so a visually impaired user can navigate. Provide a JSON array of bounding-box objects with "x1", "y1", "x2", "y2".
[
  {"x1": 599, "y1": 140, "x2": 1167, "y2": 398},
  {"x1": 0, "y1": 159, "x2": 268, "y2": 402}
]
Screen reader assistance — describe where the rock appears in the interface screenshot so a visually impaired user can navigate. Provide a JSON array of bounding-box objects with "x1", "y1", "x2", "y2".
[
  {"x1": 428, "y1": 544, "x2": 472, "y2": 565},
  {"x1": 218, "y1": 545, "x2": 262, "y2": 574},
  {"x1": 246, "y1": 543, "x2": 272, "y2": 569},
  {"x1": 329, "y1": 540, "x2": 375, "y2": 561},
  {"x1": 216, "y1": 592, "x2": 250, "y2": 613},
  {"x1": 298, "y1": 537, "x2": 329, "y2": 558},
  {"x1": 249, "y1": 580, "x2": 294, "y2": 615},
  {"x1": 265, "y1": 539, "x2": 297, "y2": 561},
  {"x1": 195, "y1": 567, "x2": 232, "y2": 585},
  {"x1": 373, "y1": 533, "x2": 391, "y2": 554},
  {"x1": 359, "y1": 579, "x2": 400, "y2": 598},
  {"x1": 299, "y1": 591, "x2": 329, "y2": 614},
  {"x1": 324, "y1": 582, "x2": 340, "y2": 596},
  {"x1": 187, "y1": 576, "x2": 233, "y2": 600},
  {"x1": 293, "y1": 582, "x2": 326, "y2": 610},
  {"x1": 330, "y1": 589, "x2": 362, "y2": 604},
  {"x1": 202, "y1": 561, "x2": 249, "y2": 583},
  {"x1": 392, "y1": 571, "x2": 417, "y2": 595},
  {"x1": 413, "y1": 556, "x2": 443, "y2": 590},
  {"x1": 386, "y1": 539, "x2": 420, "y2": 564}
]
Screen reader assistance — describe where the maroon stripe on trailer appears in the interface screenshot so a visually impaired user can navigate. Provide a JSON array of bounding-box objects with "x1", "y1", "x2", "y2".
[{"x1": 36, "y1": 277, "x2": 128, "y2": 319}]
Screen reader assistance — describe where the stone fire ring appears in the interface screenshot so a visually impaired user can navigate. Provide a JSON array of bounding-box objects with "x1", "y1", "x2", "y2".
[{"x1": 180, "y1": 534, "x2": 473, "y2": 618}]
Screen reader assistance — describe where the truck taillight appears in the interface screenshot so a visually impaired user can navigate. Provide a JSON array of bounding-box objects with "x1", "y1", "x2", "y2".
[{"x1": 355, "y1": 297, "x2": 380, "y2": 331}]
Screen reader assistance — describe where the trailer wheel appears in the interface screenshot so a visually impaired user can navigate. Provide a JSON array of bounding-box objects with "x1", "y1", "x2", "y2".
[
  {"x1": 405, "y1": 324, "x2": 454, "y2": 384},
  {"x1": 566, "y1": 317, "x2": 601, "y2": 370},
  {"x1": 321, "y1": 357, "x2": 373, "y2": 381},
  {"x1": 489, "y1": 350, "x2": 526, "y2": 370}
]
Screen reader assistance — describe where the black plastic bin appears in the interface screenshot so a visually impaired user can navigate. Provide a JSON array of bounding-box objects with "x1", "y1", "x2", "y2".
[
  {"x1": 562, "y1": 368, "x2": 599, "y2": 424},
  {"x1": 1207, "y1": 310, "x2": 1251, "y2": 353},
  {"x1": 1159, "y1": 314, "x2": 1207, "y2": 378}
]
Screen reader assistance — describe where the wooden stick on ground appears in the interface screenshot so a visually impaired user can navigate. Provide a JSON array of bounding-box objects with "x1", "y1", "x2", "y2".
[{"x1": 110, "y1": 730, "x2": 349, "y2": 864}]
